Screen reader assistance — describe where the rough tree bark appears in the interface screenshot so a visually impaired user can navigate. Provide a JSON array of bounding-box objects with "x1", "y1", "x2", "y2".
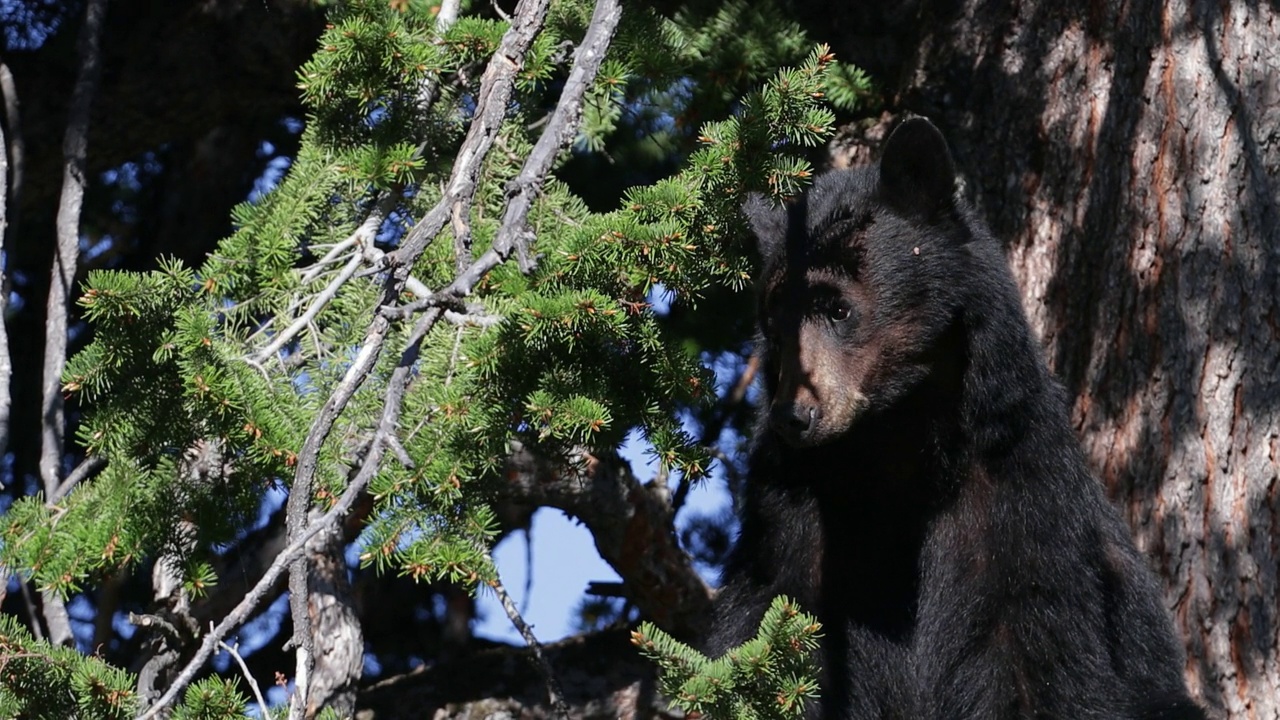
[
  {"x1": 305, "y1": 508, "x2": 364, "y2": 719},
  {"x1": 814, "y1": 0, "x2": 1279, "y2": 716}
]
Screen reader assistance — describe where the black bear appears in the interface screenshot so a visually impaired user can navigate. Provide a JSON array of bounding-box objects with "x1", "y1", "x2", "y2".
[{"x1": 705, "y1": 118, "x2": 1204, "y2": 720}]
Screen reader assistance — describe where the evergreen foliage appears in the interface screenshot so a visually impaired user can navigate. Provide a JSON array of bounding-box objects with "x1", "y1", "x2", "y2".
[
  {"x1": 0, "y1": 613, "x2": 260, "y2": 719},
  {"x1": 0, "y1": 0, "x2": 872, "y2": 714},
  {"x1": 633, "y1": 596, "x2": 823, "y2": 720}
]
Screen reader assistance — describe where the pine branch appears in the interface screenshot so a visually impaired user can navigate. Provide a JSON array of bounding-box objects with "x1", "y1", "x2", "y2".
[
  {"x1": 673, "y1": 352, "x2": 760, "y2": 512},
  {"x1": 634, "y1": 595, "x2": 822, "y2": 720},
  {"x1": 285, "y1": 0, "x2": 554, "y2": 711},
  {"x1": 387, "y1": 0, "x2": 552, "y2": 270}
]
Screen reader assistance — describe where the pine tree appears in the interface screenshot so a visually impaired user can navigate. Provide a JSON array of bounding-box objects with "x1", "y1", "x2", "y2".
[{"x1": 0, "y1": 0, "x2": 871, "y2": 714}]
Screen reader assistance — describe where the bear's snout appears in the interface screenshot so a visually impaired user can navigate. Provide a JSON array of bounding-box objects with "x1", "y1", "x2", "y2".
[{"x1": 769, "y1": 401, "x2": 823, "y2": 446}]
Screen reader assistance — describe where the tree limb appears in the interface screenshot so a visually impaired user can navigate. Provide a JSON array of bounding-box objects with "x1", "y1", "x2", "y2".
[
  {"x1": 502, "y1": 444, "x2": 713, "y2": 640},
  {"x1": 50, "y1": 454, "x2": 107, "y2": 504},
  {"x1": 42, "y1": 0, "x2": 107, "y2": 496},
  {"x1": 0, "y1": 61, "x2": 13, "y2": 468},
  {"x1": 0, "y1": 60, "x2": 23, "y2": 206},
  {"x1": 355, "y1": 629, "x2": 675, "y2": 719},
  {"x1": 38, "y1": 0, "x2": 109, "y2": 650}
]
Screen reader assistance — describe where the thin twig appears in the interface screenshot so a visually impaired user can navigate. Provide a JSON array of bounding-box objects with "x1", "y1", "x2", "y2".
[
  {"x1": 219, "y1": 640, "x2": 270, "y2": 718},
  {"x1": 486, "y1": 557, "x2": 570, "y2": 718},
  {"x1": 298, "y1": 191, "x2": 398, "y2": 286},
  {"x1": 255, "y1": 251, "x2": 363, "y2": 363},
  {"x1": 385, "y1": 435, "x2": 414, "y2": 469},
  {"x1": 297, "y1": 236, "x2": 359, "y2": 285}
]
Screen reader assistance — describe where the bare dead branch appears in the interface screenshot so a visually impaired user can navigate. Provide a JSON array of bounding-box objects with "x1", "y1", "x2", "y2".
[
  {"x1": 485, "y1": 557, "x2": 571, "y2": 719},
  {"x1": 298, "y1": 192, "x2": 397, "y2": 286},
  {"x1": 219, "y1": 640, "x2": 270, "y2": 718},
  {"x1": 388, "y1": 0, "x2": 553, "y2": 271},
  {"x1": 256, "y1": 251, "x2": 363, "y2": 363},
  {"x1": 449, "y1": 0, "x2": 623, "y2": 292},
  {"x1": 284, "y1": 312, "x2": 389, "y2": 720}
]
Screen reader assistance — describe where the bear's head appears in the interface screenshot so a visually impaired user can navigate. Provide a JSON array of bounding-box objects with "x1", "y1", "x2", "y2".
[{"x1": 747, "y1": 117, "x2": 969, "y2": 448}]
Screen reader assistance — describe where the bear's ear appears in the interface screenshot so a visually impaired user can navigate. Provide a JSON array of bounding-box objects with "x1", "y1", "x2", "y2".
[
  {"x1": 878, "y1": 117, "x2": 957, "y2": 219},
  {"x1": 742, "y1": 192, "x2": 788, "y2": 262}
]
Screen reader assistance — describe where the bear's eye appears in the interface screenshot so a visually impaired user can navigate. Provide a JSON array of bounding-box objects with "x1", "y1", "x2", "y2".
[{"x1": 827, "y1": 300, "x2": 852, "y2": 322}]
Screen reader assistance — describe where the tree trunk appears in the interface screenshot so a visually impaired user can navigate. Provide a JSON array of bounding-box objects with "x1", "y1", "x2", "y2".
[
  {"x1": 304, "y1": 509, "x2": 364, "y2": 719},
  {"x1": 821, "y1": 0, "x2": 1279, "y2": 716}
]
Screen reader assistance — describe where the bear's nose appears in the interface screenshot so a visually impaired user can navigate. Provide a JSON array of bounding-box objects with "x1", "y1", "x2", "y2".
[{"x1": 770, "y1": 402, "x2": 820, "y2": 440}]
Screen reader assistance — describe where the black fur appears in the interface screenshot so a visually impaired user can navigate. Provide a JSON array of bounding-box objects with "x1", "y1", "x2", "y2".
[{"x1": 707, "y1": 118, "x2": 1203, "y2": 720}]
